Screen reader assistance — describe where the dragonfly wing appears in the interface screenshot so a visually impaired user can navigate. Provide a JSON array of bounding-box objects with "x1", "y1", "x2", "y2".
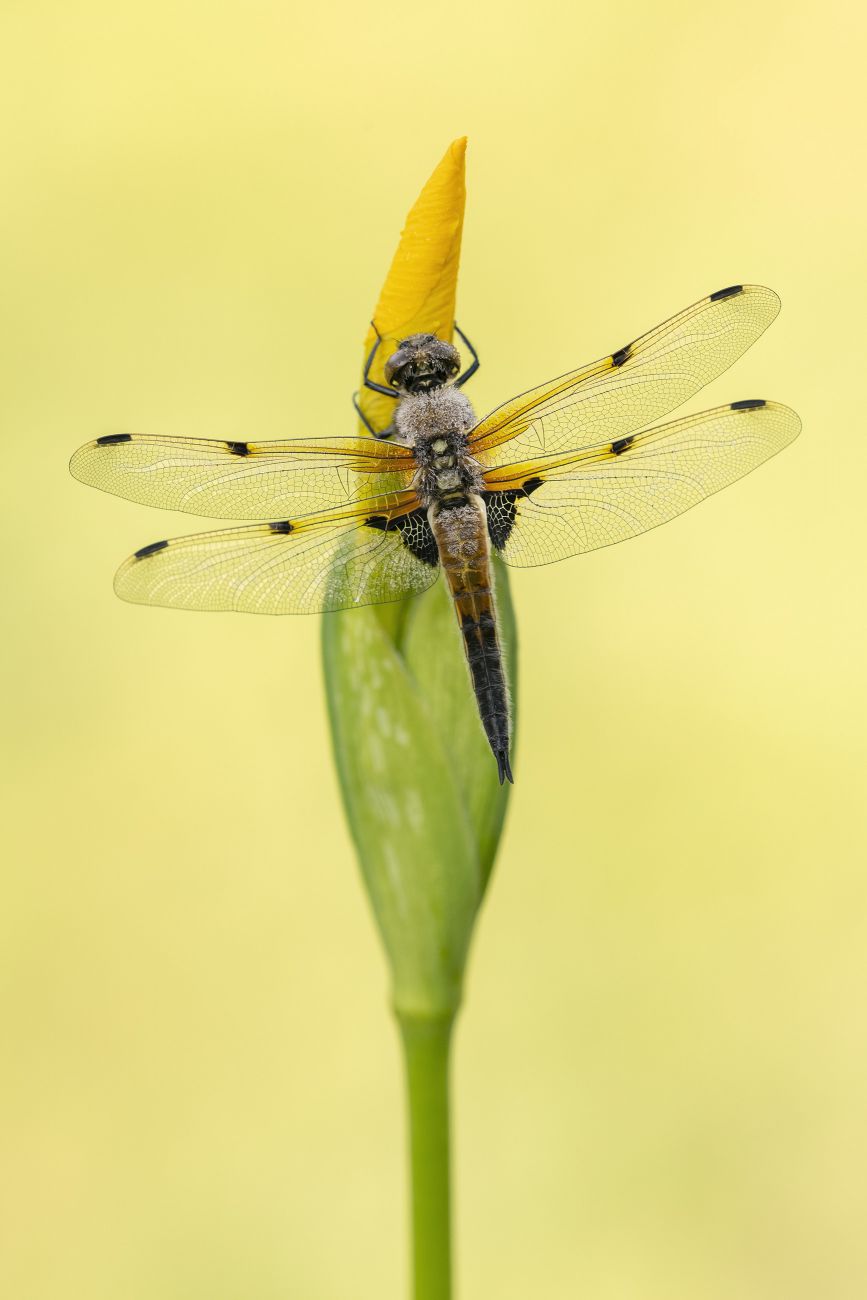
[
  {"x1": 480, "y1": 400, "x2": 801, "y2": 567},
  {"x1": 468, "y1": 285, "x2": 781, "y2": 467},
  {"x1": 70, "y1": 434, "x2": 415, "y2": 519},
  {"x1": 114, "y1": 491, "x2": 440, "y2": 614}
]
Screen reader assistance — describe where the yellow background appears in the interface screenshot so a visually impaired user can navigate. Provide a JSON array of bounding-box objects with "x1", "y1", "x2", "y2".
[{"x1": 2, "y1": 2, "x2": 865, "y2": 1296}]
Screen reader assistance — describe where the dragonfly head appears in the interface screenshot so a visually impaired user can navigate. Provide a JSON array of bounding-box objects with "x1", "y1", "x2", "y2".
[{"x1": 384, "y1": 334, "x2": 460, "y2": 395}]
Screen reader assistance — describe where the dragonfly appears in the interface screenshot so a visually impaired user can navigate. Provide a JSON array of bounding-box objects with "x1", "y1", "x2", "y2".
[{"x1": 70, "y1": 284, "x2": 800, "y2": 784}]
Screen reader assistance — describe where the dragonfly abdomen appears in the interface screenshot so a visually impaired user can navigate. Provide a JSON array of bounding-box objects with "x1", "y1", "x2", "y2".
[{"x1": 431, "y1": 497, "x2": 513, "y2": 784}]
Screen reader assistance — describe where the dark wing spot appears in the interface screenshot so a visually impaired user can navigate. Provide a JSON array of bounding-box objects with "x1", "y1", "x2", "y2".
[
  {"x1": 268, "y1": 520, "x2": 293, "y2": 534},
  {"x1": 710, "y1": 285, "x2": 744, "y2": 302},
  {"x1": 730, "y1": 399, "x2": 766, "y2": 410},
  {"x1": 134, "y1": 539, "x2": 169, "y2": 559},
  {"x1": 397, "y1": 509, "x2": 439, "y2": 566},
  {"x1": 611, "y1": 436, "x2": 635, "y2": 455},
  {"x1": 483, "y1": 492, "x2": 517, "y2": 549},
  {"x1": 226, "y1": 440, "x2": 250, "y2": 456},
  {"x1": 365, "y1": 509, "x2": 438, "y2": 566},
  {"x1": 611, "y1": 345, "x2": 631, "y2": 367},
  {"x1": 96, "y1": 433, "x2": 132, "y2": 445},
  {"x1": 482, "y1": 479, "x2": 544, "y2": 550}
]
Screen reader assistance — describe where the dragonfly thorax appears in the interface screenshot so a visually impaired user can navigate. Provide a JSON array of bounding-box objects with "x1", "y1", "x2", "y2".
[
  {"x1": 401, "y1": 398, "x2": 484, "y2": 508},
  {"x1": 394, "y1": 384, "x2": 476, "y2": 448}
]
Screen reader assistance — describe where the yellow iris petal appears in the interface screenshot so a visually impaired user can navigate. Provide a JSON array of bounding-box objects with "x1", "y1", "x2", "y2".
[{"x1": 358, "y1": 137, "x2": 467, "y2": 436}]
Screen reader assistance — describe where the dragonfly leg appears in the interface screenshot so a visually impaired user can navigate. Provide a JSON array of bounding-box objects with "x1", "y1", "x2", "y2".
[
  {"x1": 352, "y1": 391, "x2": 397, "y2": 440},
  {"x1": 454, "y1": 321, "x2": 480, "y2": 387},
  {"x1": 362, "y1": 322, "x2": 399, "y2": 398},
  {"x1": 352, "y1": 391, "x2": 380, "y2": 435}
]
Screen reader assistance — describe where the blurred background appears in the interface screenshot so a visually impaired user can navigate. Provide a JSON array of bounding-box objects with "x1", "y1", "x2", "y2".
[{"x1": 2, "y1": 2, "x2": 866, "y2": 1297}]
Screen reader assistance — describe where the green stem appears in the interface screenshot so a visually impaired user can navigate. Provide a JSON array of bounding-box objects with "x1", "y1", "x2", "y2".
[{"x1": 398, "y1": 1012, "x2": 455, "y2": 1300}]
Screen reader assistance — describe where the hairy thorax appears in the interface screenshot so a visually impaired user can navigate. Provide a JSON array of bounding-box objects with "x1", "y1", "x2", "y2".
[
  {"x1": 395, "y1": 388, "x2": 484, "y2": 508},
  {"x1": 394, "y1": 386, "x2": 475, "y2": 445}
]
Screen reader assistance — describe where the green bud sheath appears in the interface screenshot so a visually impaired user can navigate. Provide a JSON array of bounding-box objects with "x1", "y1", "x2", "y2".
[
  {"x1": 322, "y1": 561, "x2": 516, "y2": 1017},
  {"x1": 321, "y1": 138, "x2": 516, "y2": 1300}
]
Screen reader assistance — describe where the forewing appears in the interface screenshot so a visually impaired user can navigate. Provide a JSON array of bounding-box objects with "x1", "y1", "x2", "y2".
[
  {"x1": 70, "y1": 433, "x2": 415, "y2": 519},
  {"x1": 468, "y1": 285, "x2": 781, "y2": 467},
  {"x1": 114, "y1": 491, "x2": 439, "y2": 614},
  {"x1": 481, "y1": 400, "x2": 801, "y2": 567}
]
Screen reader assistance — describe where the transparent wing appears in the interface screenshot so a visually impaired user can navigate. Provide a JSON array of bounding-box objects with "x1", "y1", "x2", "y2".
[
  {"x1": 481, "y1": 400, "x2": 801, "y2": 567},
  {"x1": 113, "y1": 491, "x2": 440, "y2": 614},
  {"x1": 468, "y1": 285, "x2": 781, "y2": 467},
  {"x1": 70, "y1": 433, "x2": 416, "y2": 519}
]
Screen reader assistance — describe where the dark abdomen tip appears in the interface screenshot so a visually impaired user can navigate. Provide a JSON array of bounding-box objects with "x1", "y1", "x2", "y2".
[{"x1": 496, "y1": 748, "x2": 514, "y2": 785}]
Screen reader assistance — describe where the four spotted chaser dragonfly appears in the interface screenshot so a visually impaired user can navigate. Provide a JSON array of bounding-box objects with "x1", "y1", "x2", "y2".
[{"x1": 70, "y1": 284, "x2": 800, "y2": 784}]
